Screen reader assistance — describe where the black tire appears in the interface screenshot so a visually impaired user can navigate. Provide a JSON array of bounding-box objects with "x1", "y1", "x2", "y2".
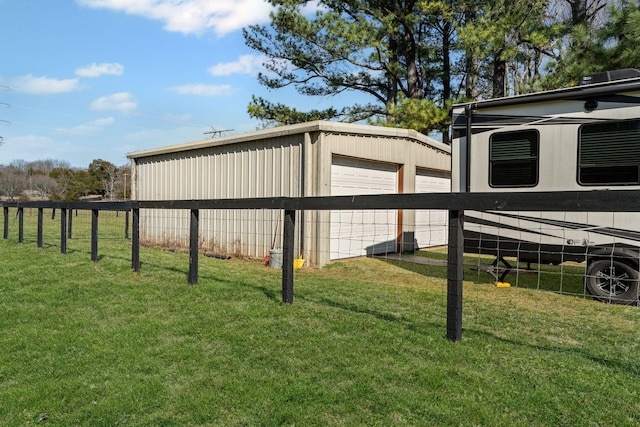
[{"x1": 585, "y1": 259, "x2": 640, "y2": 305}]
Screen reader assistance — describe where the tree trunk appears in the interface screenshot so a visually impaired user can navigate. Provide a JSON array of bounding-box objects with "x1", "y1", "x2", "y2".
[
  {"x1": 464, "y1": 5, "x2": 479, "y2": 100},
  {"x1": 387, "y1": 31, "x2": 399, "y2": 109},
  {"x1": 493, "y1": 53, "x2": 506, "y2": 98},
  {"x1": 442, "y1": 19, "x2": 451, "y2": 145},
  {"x1": 465, "y1": 54, "x2": 479, "y2": 100},
  {"x1": 404, "y1": 23, "x2": 421, "y2": 99},
  {"x1": 570, "y1": 0, "x2": 587, "y2": 25},
  {"x1": 406, "y1": 53, "x2": 420, "y2": 99}
]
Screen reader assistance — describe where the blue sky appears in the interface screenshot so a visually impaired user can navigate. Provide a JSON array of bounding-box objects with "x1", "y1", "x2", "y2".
[{"x1": 0, "y1": 0, "x2": 339, "y2": 168}]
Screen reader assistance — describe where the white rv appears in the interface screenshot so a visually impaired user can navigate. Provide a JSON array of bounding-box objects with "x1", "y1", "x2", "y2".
[{"x1": 451, "y1": 69, "x2": 640, "y2": 304}]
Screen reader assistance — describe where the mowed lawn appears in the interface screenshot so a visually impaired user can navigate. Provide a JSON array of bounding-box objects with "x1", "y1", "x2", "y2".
[{"x1": 0, "y1": 213, "x2": 639, "y2": 426}]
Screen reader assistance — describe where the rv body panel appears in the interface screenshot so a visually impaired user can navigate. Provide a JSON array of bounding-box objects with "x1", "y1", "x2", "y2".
[
  {"x1": 453, "y1": 89, "x2": 640, "y2": 193},
  {"x1": 452, "y1": 75, "x2": 640, "y2": 302},
  {"x1": 463, "y1": 211, "x2": 640, "y2": 264}
]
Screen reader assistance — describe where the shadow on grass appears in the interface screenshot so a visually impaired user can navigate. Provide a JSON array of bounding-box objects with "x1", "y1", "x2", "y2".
[
  {"x1": 383, "y1": 258, "x2": 588, "y2": 297},
  {"x1": 465, "y1": 326, "x2": 640, "y2": 377},
  {"x1": 249, "y1": 283, "x2": 280, "y2": 302},
  {"x1": 304, "y1": 294, "x2": 445, "y2": 333},
  {"x1": 380, "y1": 258, "x2": 487, "y2": 284}
]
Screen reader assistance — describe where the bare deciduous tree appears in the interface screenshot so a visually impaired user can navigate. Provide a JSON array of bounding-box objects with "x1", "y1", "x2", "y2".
[{"x1": 0, "y1": 171, "x2": 27, "y2": 201}]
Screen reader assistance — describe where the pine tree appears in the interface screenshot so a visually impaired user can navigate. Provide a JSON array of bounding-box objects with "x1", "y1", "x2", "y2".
[{"x1": 243, "y1": 0, "x2": 455, "y2": 134}]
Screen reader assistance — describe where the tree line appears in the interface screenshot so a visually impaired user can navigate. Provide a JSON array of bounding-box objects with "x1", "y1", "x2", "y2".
[
  {"x1": 0, "y1": 159, "x2": 130, "y2": 202},
  {"x1": 244, "y1": 0, "x2": 640, "y2": 142}
]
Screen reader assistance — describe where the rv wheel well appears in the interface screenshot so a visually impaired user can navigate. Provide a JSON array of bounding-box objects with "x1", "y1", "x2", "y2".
[{"x1": 587, "y1": 248, "x2": 640, "y2": 270}]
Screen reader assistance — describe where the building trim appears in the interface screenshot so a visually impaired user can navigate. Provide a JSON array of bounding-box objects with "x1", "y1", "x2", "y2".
[{"x1": 127, "y1": 120, "x2": 450, "y2": 160}]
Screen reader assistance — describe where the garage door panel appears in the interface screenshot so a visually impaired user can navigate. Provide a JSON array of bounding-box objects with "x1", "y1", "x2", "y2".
[
  {"x1": 331, "y1": 157, "x2": 398, "y2": 259},
  {"x1": 415, "y1": 172, "x2": 450, "y2": 249}
]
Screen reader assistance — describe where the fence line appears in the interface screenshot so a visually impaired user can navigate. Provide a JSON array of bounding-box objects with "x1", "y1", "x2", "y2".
[{"x1": 3, "y1": 189, "x2": 640, "y2": 342}]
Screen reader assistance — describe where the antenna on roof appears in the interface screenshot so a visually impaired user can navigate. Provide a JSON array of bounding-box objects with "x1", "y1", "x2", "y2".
[{"x1": 204, "y1": 126, "x2": 234, "y2": 138}]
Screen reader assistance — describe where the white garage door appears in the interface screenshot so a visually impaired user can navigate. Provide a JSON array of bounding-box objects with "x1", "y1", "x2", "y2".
[
  {"x1": 415, "y1": 171, "x2": 450, "y2": 248},
  {"x1": 330, "y1": 156, "x2": 398, "y2": 259}
]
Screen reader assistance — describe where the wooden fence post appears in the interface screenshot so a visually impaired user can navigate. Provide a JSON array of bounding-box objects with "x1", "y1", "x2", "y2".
[
  {"x1": 125, "y1": 210, "x2": 130, "y2": 239},
  {"x1": 189, "y1": 209, "x2": 199, "y2": 284},
  {"x1": 60, "y1": 208, "x2": 67, "y2": 254},
  {"x1": 91, "y1": 209, "x2": 99, "y2": 262},
  {"x1": 37, "y1": 208, "x2": 44, "y2": 248},
  {"x1": 3, "y1": 206, "x2": 8, "y2": 239},
  {"x1": 18, "y1": 207, "x2": 24, "y2": 243},
  {"x1": 282, "y1": 209, "x2": 295, "y2": 304},
  {"x1": 132, "y1": 207, "x2": 140, "y2": 272},
  {"x1": 446, "y1": 209, "x2": 464, "y2": 342},
  {"x1": 68, "y1": 208, "x2": 73, "y2": 239}
]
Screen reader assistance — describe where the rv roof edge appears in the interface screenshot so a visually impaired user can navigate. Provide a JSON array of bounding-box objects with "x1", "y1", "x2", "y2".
[{"x1": 452, "y1": 72, "x2": 640, "y2": 110}]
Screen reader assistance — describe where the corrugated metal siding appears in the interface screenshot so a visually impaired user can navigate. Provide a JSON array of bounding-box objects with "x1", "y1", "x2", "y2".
[
  {"x1": 136, "y1": 136, "x2": 303, "y2": 258},
  {"x1": 324, "y1": 132, "x2": 451, "y2": 172},
  {"x1": 138, "y1": 138, "x2": 302, "y2": 200},
  {"x1": 132, "y1": 125, "x2": 451, "y2": 266},
  {"x1": 307, "y1": 132, "x2": 450, "y2": 266}
]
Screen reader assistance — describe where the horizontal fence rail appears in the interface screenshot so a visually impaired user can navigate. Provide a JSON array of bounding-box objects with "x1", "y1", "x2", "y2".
[
  {"x1": 4, "y1": 189, "x2": 640, "y2": 212},
  {"x1": 3, "y1": 189, "x2": 640, "y2": 342}
]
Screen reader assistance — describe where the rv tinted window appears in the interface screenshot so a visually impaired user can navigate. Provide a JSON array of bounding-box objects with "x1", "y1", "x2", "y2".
[
  {"x1": 489, "y1": 130, "x2": 539, "y2": 187},
  {"x1": 579, "y1": 120, "x2": 640, "y2": 185}
]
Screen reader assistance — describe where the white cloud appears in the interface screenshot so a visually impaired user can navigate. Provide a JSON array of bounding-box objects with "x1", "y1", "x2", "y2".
[
  {"x1": 301, "y1": 1, "x2": 326, "y2": 16},
  {"x1": 208, "y1": 54, "x2": 267, "y2": 77},
  {"x1": 76, "y1": 0, "x2": 273, "y2": 36},
  {"x1": 167, "y1": 84, "x2": 235, "y2": 96},
  {"x1": 6, "y1": 134, "x2": 52, "y2": 150},
  {"x1": 76, "y1": 62, "x2": 124, "y2": 78},
  {"x1": 55, "y1": 117, "x2": 115, "y2": 136},
  {"x1": 2, "y1": 134, "x2": 75, "y2": 163},
  {"x1": 4, "y1": 74, "x2": 81, "y2": 94},
  {"x1": 90, "y1": 92, "x2": 137, "y2": 111},
  {"x1": 206, "y1": 0, "x2": 274, "y2": 35}
]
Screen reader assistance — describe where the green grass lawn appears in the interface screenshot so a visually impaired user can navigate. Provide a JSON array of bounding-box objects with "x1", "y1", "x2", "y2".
[{"x1": 1, "y1": 210, "x2": 640, "y2": 426}]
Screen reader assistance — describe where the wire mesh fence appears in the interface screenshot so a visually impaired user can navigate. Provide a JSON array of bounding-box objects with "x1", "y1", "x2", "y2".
[
  {"x1": 139, "y1": 208, "x2": 283, "y2": 258},
  {"x1": 5, "y1": 204, "x2": 640, "y2": 304},
  {"x1": 137, "y1": 207, "x2": 447, "y2": 266},
  {"x1": 7, "y1": 208, "x2": 129, "y2": 241},
  {"x1": 2, "y1": 191, "x2": 640, "y2": 345},
  {"x1": 130, "y1": 205, "x2": 640, "y2": 304}
]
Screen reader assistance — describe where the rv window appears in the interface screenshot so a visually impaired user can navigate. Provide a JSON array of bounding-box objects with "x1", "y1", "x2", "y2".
[
  {"x1": 489, "y1": 130, "x2": 539, "y2": 187},
  {"x1": 579, "y1": 120, "x2": 640, "y2": 185}
]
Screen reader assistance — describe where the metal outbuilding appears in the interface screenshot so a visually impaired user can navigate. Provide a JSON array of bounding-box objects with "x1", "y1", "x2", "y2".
[{"x1": 127, "y1": 120, "x2": 451, "y2": 267}]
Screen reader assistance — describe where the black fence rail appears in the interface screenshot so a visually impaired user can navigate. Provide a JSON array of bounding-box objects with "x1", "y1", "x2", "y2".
[{"x1": 3, "y1": 189, "x2": 640, "y2": 342}]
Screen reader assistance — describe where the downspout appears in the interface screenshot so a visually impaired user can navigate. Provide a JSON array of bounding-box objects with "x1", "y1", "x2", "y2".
[
  {"x1": 299, "y1": 133, "x2": 308, "y2": 260},
  {"x1": 130, "y1": 157, "x2": 138, "y2": 200},
  {"x1": 464, "y1": 104, "x2": 474, "y2": 193}
]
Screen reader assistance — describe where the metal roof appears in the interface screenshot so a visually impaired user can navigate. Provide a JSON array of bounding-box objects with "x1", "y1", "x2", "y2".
[{"x1": 127, "y1": 120, "x2": 449, "y2": 159}]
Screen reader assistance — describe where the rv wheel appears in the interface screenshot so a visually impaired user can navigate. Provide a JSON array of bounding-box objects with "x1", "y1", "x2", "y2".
[{"x1": 585, "y1": 260, "x2": 639, "y2": 305}]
